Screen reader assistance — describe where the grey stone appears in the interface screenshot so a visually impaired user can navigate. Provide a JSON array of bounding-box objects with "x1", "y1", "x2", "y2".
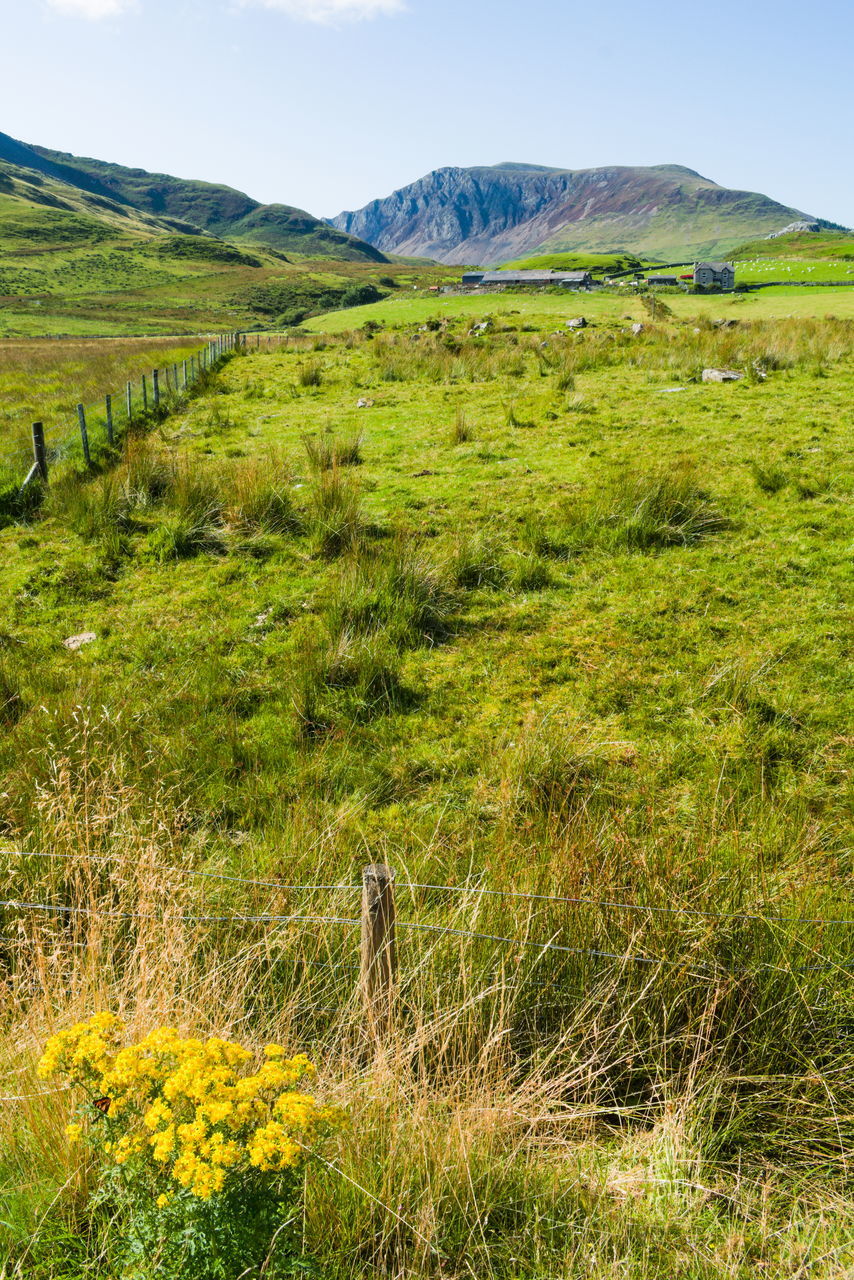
[
  {"x1": 63, "y1": 632, "x2": 96, "y2": 651},
  {"x1": 702, "y1": 368, "x2": 743, "y2": 382}
]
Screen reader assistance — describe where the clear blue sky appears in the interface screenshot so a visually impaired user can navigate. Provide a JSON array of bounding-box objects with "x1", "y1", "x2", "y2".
[{"x1": 2, "y1": 0, "x2": 852, "y2": 226}]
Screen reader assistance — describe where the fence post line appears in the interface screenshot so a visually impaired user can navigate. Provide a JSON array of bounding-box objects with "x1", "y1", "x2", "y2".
[
  {"x1": 142, "y1": 374, "x2": 148, "y2": 413},
  {"x1": 77, "y1": 404, "x2": 91, "y2": 467},
  {"x1": 152, "y1": 369, "x2": 160, "y2": 409},
  {"x1": 360, "y1": 864, "x2": 397, "y2": 1035},
  {"x1": 126, "y1": 381, "x2": 133, "y2": 425},
  {"x1": 31, "y1": 422, "x2": 48, "y2": 481},
  {"x1": 182, "y1": 359, "x2": 188, "y2": 390},
  {"x1": 173, "y1": 363, "x2": 179, "y2": 390},
  {"x1": 105, "y1": 394, "x2": 114, "y2": 445}
]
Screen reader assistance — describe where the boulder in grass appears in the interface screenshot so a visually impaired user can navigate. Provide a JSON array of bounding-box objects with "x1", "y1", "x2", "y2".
[
  {"x1": 356, "y1": 397, "x2": 375, "y2": 408},
  {"x1": 63, "y1": 632, "x2": 96, "y2": 651},
  {"x1": 631, "y1": 322, "x2": 645, "y2": 335},
  {"x1": 702, "y1": 368, "x2": 742, "y2": 382},
  {"x1": 566, "y1": 317, "x2": 586, "y2": 329}
]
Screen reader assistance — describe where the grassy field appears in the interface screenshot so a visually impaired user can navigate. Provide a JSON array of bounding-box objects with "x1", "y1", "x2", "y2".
[
  {"x1": 302, "y1": 284, "x2": 854, "y2": 332},
  {"x1": 0, "y1": 306, "x2": 852, "y2": 1278},
  {"x1": 0, "y1": 335, "x2": 208, "y2": 461}
]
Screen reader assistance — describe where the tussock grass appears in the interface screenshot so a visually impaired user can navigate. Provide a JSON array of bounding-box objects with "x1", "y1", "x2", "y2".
[
  {"x1": 303, "y1": 432, "x2": 363, "y2": 471},
  {"x1": 328, "y1": 542, "x2": 455, "y2": 648},
  {"x1": 306, "y1": 466, "x2": 364, "y2": 558},
  {"x1": 566, "y1": 464, "x2": 730, "y2": 552}
]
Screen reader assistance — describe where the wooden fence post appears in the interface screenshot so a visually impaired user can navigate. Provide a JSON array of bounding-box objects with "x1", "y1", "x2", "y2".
[
  {"x1": 182, "y1": 359, "x2": 188, "y2": 390},
  {"x1": 77, "y1": 404, "x2": 91, "y2": 467},
  {"x1": 360, "y1": 864, "x2": 397, "y2": 1034},
  {"x1": 105, "y1": 394, "x2": 114, "y2": 445},
  {"x1": 152, "y1": 369, "x2": 160, "y2": 409},
  {"x1": 32, "y1": 422, "x2": 48, "y2": 481},
  {"x1": 126, "y1": 381, "x2": 133, "y2": 424},
  {"x1": 142, "y1": 374, "x2": 148, "y2": 413}
]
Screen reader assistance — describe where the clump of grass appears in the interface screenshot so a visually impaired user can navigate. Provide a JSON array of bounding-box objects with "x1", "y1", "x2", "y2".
[
  {"x1": 450, "y1": 409, "x2": 473, "y2": 444},
  {"x1": 502, "y1": 717, "x2": 605, "y2": 819},
  {"x1": 305, "y1": 466, "x2": 363, "y2": 558},
  {"x1": 751, "y1": 460, "x2": 789, "y2": 494},
  {"x1": 225, "y1": 455, "x2": 299, "y2": 534},
  {"x1": 302, "y1": 433, "x2": 363, "y2": 471},
  {"x1": 504, "y1": 401, "x2": 536, "y2": 429},
  {"x1": 506, "y1": 550, "x2": 554, "y2": 592},
  {"x1": 120, "y1": 439, "x2": 176, "y2": 507},
  {"x1": 45, "y1": 472, "x2": 134, "y2": 557},
  {"x1": 567, "y1": 464, "x2": 730, "y2": 552},
  {"x1": 329, "y1": 542, "x2": 455, "y2": 649},
  {"x1": 297, "y1": 360, "x2": 324, "y2": 388},
  {"x1": 144, "y1": 460, "x2": 225, "y2": 561},
  {"x1": 448, "y1": 530, "x2": 508, "y2": 589}
]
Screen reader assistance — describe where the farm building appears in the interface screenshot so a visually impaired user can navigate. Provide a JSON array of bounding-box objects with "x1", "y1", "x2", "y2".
[
  {"x1": 462, "y1": 273, "x2": 485, "y2": 285},
  {"x1": 694, "y1": 261, "x2": 735, "y2": 290},
  {"x1": 477, "y1": 270, "x2": 593, "y2": 289},
  {"x1": 647, "y1": 275, "x2": 679, "y2": 286}
]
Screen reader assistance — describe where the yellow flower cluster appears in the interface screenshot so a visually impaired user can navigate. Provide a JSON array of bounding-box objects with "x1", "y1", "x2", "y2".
[{"x1": 40, "y1": 1015, "x2": 341, "y2": 1203}]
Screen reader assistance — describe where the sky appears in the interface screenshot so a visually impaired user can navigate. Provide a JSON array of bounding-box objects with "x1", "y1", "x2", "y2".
[{"x1": 1, "y1": 0, "x2": 852, "y2": 226}]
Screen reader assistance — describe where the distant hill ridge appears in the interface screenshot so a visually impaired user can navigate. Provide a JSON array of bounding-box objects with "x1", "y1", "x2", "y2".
[
  {"x1": 0, "y1": 132, "x2": 387, "y2": 262},
  {"x1": 329, "y1": 163, "x2": 837, "y2": 264}
]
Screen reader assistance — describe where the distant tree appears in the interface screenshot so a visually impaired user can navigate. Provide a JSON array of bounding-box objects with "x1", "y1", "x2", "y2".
[{"x1": 341, "y1": 283, "x2": 385, "y2": 308}]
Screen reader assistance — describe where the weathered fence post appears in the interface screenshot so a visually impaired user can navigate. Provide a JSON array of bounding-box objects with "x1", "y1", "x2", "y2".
[
  {"x1": 105, "y1": 394, "x2": 114, "y2": 446},
  {"x1": 360, "y1": 864, "x2": 397, "y2": 1034},
  {"x1": 182, "y1": 359, "x2": 188, "y2": 390},
  {"x1": 152, "y1": 369, "x2": 160, "y2": 409},
  {"x1": 77, "y1": 404, "x2": 91, "y2": 467},
  {"x1": 126, "y1": 381, "x2": 133, "y2": 424},
  {"x1": 142, "y1": 374, "x2": 148, "y2": 413},
  {"x1": 32, "y1": 422, "x2": 48, "y2": 481}
]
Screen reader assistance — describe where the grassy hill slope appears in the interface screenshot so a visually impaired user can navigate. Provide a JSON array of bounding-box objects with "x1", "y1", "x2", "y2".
[
  {"x1": 16, "y1": 134, "x2": 386, "y2": 263},
  {"x1": 0, "y1": 153, "x2": 438, "y2": 336}
]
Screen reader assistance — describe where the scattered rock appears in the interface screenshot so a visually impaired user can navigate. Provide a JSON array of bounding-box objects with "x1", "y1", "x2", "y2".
[
  {"x1": 702, "y1": 368, "x2": 743, "y2": 382},
  {"x1": 566, "y1": 317, "x2": 586, "y2": 329},
  {"x1": 712, "y1": 318, "x2": 739, "y2": 329},
  {"x1": 631, "y1": 322, "x2": 645, "y2": 335},
  {"x1": 356, "y1": 397, "x2": 374, "y2": 409},
  {"x1": 63, "y1": 632, "x2": 96, "y2": 651},
  {"x1": 412, "y1": 469, "x2": 437, "y2": 478},
  {"x1": 656, "y1": 387, "x2": 687, "y2": 394},
  {"x1": 470, "y1": 320, "x2": 492, "y2": 335}
]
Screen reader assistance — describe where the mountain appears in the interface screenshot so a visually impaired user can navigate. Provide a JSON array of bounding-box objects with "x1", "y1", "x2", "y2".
[
  {"x1": 329, "y1": 163, "x2": 821, "y2": 264},
  {"x1": 0, "y1": 132, "x2": 386, "y2": 263}
]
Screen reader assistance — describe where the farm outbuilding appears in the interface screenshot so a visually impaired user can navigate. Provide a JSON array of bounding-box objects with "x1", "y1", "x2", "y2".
[
  {"x1": 647, "y1": 276, "x2": 678, "y2": 286},
  {"x1": 477, "y1": 270, "x2": 593, "y2": 289},
  {"x1": 694, "y1": 261, "x2": 735, "y2": 290}
]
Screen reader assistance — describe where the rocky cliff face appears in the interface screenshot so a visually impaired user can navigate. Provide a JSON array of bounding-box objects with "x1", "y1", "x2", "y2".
[{"x1": 330, "y1": 163, "x2": 813, "y2": 264}]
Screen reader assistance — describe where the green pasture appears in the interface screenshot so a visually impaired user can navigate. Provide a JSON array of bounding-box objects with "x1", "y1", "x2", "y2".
[
  {"x1": 1, "y1": 310, "x2": 853, "y2": 1278},
  {"x1": 302, "y1": 283, "x2": 854, "y2": 332}
]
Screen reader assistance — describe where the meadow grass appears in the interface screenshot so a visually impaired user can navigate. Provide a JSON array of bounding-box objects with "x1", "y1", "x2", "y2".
[{"x1": 0, "y1": 306, "x2": 852, "y2": 1278}]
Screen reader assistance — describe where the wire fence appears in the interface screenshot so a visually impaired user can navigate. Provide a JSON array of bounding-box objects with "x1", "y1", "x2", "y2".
[
  {"x1": 0, "y1": 332, "x2": 243, "y2": 492},
  {"x1": 2, "y1": 849, "x2": 853, "y2": 980}
]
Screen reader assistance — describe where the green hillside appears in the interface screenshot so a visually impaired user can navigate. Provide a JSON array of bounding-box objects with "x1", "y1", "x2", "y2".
[
  {"x1": 17, "y1": 134, "x2": 386, "y2": 263},
  {"x1": 0, "y1": 154, "x2": 439, "y2": 336},
  {"x1": 732, "y1": 228, "x2": 854, "y2": 260},
  {"x1": 500, "y1": 251, "x2": 646, "y2": 273}
]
